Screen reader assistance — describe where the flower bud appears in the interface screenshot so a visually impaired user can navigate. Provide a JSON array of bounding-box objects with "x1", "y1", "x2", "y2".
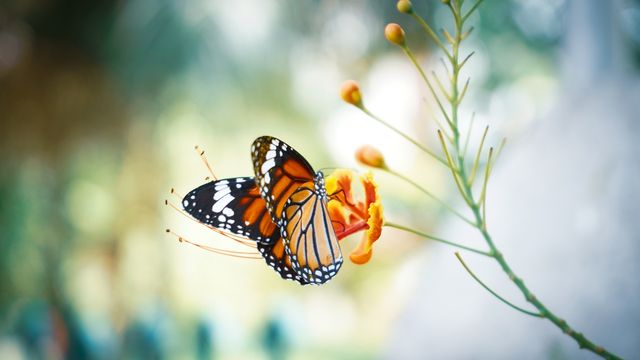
[
  {"x1": 355, "y1": 145, "x2": 387, "y2": 169},
  {"x1": 397, "y1": 0, "x2": 413, "y2": 14},
  {"x1": 384, "y1": 23, "x2": 406, "y2": 46},
  {"x1": 340, "y1": 80, "x2": 362, "y2": 107}
]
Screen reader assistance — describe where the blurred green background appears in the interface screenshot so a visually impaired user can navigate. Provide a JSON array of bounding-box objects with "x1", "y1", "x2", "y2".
[{"x1": 1, "y1": 0, "x2": 639, "y2": 359}]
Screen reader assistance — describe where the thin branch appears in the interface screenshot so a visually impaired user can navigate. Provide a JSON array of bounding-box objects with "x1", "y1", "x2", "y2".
[
  {"x1": 385, "y1": 222, "x2": 491, "y2": 256},
  {"x1": 384, "y1": 168, "x2": 476, "y2": 227},
  {"x1": 432, "y1": 71, "x2": 452, "y2": 101},
  {"x1": 360, "y1": 107, "x2": 448, "y2": 166},
  {"x1": 492, "y1": 137, "x2": 507, "y2": 170},
  {"x1": 454, "y1": 252, "x2": 543, "y2": 317},
  {"x1": 462, "y1": 112, "x2": 476, "y2": 160},
  {"x1": 462, "y1": 0, "x2": 484, "y2": 24},
  {"x1": 448, "y1": 1, "x2": 462, "y2": 25},
  {"x1": 461, "y1": 26, "x2": 475, "y2": 41},
  {"x1": 468, "y1": 125, "x2": 489, "y2": 186},
  {"x1": 439, "y1": 58, "x2": 451, "y2": 78},
  {"x1": 410, "y1": 13, "x2": 453, "y2": 61},
  {"x1": 441, "y1": 28, "x2": 455, "y2": 45},
  {"x1": 459, "y1": 51, "x2": 475, "y2": 69},
  {"x1": 457, "y1": 77, "x2": 471, "y2": 105},
  {"x1": 403, "y1": 46, "x2": 454, "y2": 128},
  {"x1": 438, "y1": 130, "x2": 474, "y2": 207},
  {"x1": 479, "y1": 147, "x2": 493, "y2": 229}
]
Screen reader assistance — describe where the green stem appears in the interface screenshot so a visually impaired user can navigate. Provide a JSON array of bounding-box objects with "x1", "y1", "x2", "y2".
[
  {"x1": 359, "y1": 106, "x2": 448, "y2": 166},
  {"x1": 454, "y1": 252, "x2": 542, "y2": 318},
  {"x1": 467, "y1": 203, "x2": 621, "y2": 359},
  {"x1": 385, "y1": 222, "x2": 491, "y2": 257},
  {"x1": 383, "y1": 168, "x2": 476, "y2": 227},
  {"x1": 462, "y1": 0, "x2": 484, "y2": 24},
  {"x1": 398, "y1": 2, "x2": 623, "y2": 358},
  {"x1": 461, "y1": 112, "x2": 475, "y2": 159},
  {"x1": 410, "y1": 13, "x2": 453, "y2": 62},
  {"x1": 468, "y1": 125, "x2": 489, "y2": 186},
  {"x1": 402, "y1": 46, "x2": 454, "y2": 129}
]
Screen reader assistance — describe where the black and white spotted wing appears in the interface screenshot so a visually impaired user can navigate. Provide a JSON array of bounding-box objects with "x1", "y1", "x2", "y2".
[
  {"x1": 182, "y1": 177, "x2": 280, "y2": 244},
  {"x1": 182, "y1": 176, "x2": 309, "y2": 284}
]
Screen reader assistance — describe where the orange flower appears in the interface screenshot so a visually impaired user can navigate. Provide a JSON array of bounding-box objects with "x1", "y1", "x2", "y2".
[{"x1": 325, "y1": 170, "x2": 384, "y2": 264}]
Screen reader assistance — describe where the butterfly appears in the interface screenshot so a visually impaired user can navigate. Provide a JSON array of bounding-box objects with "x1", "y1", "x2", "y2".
[{"x1": 182, "y1": 136, "x2": 343, "y2": 285}]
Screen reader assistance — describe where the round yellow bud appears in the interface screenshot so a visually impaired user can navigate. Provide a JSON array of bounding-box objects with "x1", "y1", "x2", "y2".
[
  {"x1": 355, "y1": 145, "x2": 387, "y2": 169},
  {"x1": 340, "y1": 80, "x2": 363, "y2": 107},
  {"x1": 384, "y1": 23, "x2": 406, "y2": 46},
  {"x1": 397, "y1": 0, "x2": 413, "y2": 14}
]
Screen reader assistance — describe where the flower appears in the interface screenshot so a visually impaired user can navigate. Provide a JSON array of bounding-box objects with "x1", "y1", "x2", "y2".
[
  {"x1": 325, "y1": 170, "x2": 384, "y2": 264},
  {"x1": 385, "y1": 23, "x2": 406, "y2": 46},
  {"x1": 355, "y1": 145, "x2": 387, "y2": 169},
  {"x1": 340, "y1": 80, "x2": 363, "y2": 107}
]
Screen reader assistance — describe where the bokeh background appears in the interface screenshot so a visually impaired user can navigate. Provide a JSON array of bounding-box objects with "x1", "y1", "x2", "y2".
[{"x1": 1, "y1": 0, "x2": 639, "y2": 359}]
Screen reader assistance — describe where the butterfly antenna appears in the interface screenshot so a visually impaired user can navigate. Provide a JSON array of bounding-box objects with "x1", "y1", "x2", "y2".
[
  {"x1": 164, "y1": 198, "x2": 257, "y2": 248},
  {"x1": 317, "y1": 166, "x2": 360, "y2": 174},
  {"x1": 195, "y1": 145, "x2": 218, "y2": 181},
  {"x1": 165, "y1": 229, "x2": 261, "y2": 259}
]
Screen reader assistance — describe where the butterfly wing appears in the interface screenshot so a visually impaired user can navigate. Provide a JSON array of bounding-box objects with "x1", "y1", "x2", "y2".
[
  {"x1": 280, "y1": 181, "x2": 343, "y2": 284},
  {"x1": 183, "y1": 176, "x2": 309, "y2": 284},
  {"x1": 257, "y1": 241, "x2": 308, "y2": 285},
  {"x1": 182, "y1": 177, "x2": 279, "y2": 244},
  {"x1": 251, "y1": 136, "x2": 316, "y2": 225}
]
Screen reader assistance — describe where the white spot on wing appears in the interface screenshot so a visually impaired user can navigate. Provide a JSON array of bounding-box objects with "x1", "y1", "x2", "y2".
[
  {"x1": 261, "y1": 159, "x2": 276, "y2": 174},
  {"x1": 222, "y1": 207, "x2": 234, "y2": 217},
  {"x1": 212, "y1": 194, "x2": 234, "y2": 213},
  {"x1": 213, "y1": 188, "x2": 231, "y2": 200},
  {"x1": 266, "y1": 150, "x2": 276, "y2": 159}
]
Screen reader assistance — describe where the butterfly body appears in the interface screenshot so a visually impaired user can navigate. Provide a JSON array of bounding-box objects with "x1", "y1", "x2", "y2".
[{"x1": 182, "y1": 136, "x2": 342, "y2": 285}]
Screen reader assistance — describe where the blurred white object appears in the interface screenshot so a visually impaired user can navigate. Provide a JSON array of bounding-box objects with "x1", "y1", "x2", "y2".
[{"x1": 387, "y1": 0, "x2": 640, "y2": 358}]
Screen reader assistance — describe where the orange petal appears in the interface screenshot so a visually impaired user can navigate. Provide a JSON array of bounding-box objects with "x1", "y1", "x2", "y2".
[
  {"x1": 326, "y1": 169, "x2": 355, "y2": 206},
  {"x1": 360, "y1": 172, "x2": 379, "y2": 208},
  {"x1": 348, "y1": 201, "x2": 384, "y2": 265},
  {"x1": 349, "y1": 243, "x2": 373, "y2": 265}
]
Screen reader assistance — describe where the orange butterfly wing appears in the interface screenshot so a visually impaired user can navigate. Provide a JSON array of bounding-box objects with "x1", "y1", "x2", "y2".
[{"x1": 252, "y1": 136, "x2": 343, "y2": 284}]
